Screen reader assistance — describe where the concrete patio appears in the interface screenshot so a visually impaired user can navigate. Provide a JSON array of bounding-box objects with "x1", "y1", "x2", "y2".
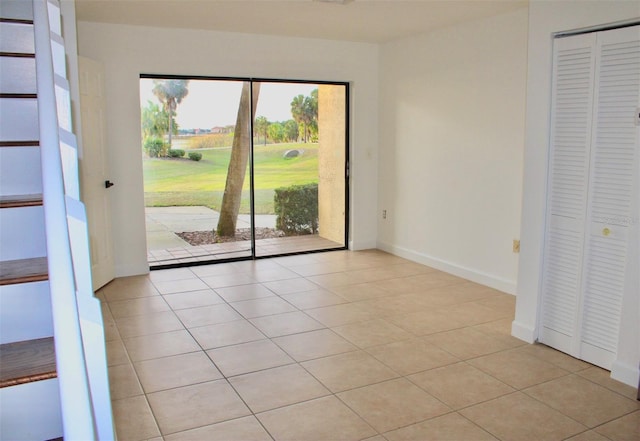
[
  {"x1": 145, "y1": 206, "x2": 342, "y2": 267},
  {"x1": 145, "y1": 206, "x2": 278, "y2": 251}
]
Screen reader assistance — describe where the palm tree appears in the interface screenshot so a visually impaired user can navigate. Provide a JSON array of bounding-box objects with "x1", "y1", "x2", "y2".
[
  {"x1": 284, "y1": 119, "x2": 299, "y2": 142},
  {"x1": 152, "y1": 79, "x2": 189, "y2": 147},
  {"x1": 254, "y1": 116, "x2": 269, "y2": 145},
  {"x1": 141, "y1": 100, "x2": 170, "y2": 140},
  {"x1": 291, "y1": 94, "x2": 306, "y2": 142},
  {"x1": 291, "y1": 91, "x2": 318, "y2": 143},
  {"x1": 307, "y1": 89, "x2": 318, "y2": 141},
  {"x1": 216, "y1": 82, "x2": 261, "y2": 237}
]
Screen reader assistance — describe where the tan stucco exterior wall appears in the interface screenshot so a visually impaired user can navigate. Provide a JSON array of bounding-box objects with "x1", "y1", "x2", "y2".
[{"x1": 318, "y1": 85, "x2": 346, "y2": 244}]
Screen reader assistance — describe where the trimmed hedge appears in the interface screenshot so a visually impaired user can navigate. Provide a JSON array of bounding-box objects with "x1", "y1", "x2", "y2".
[
  {"x1": 188, "y1": 151, "x2": 203, "y2": 161},
  {"x1": 274, "y1": 183, "x2": 318, "y2": 235},
  {"x1": 168, "y1": 149, "x2": 186, "y2": 158}
]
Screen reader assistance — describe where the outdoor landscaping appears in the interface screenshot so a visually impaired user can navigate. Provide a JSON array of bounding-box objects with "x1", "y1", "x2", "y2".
[
  {"x1": 141, "y1": 78, "x2": 333, "y2": 247},
  {"x1": 143, "y1": 141, "x2": 319, "y2": 215}
]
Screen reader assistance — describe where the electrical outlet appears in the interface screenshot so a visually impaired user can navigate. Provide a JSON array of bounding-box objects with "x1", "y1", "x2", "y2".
[
  {"x1": 382, "y1": 209, "x2": 387, "y2": 219},
  {"x1": 513, "y1": 239, "x2": 520, "y2": 253}
]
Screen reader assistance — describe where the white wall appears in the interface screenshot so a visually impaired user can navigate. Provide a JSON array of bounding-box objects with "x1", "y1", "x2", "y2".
[
  {"x1": 514, "y1": 0, "x2": 640, "y2": 387},
  {"x1": 76, "y1": 23, "x2": 379, "y2": 276},
  {"x1": 377, "y1": 8, "x2": 528, "y2": 294}
]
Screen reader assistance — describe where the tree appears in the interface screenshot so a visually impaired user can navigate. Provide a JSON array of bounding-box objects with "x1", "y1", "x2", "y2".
[
  {"x1": 141, "y1": 100, "x2": 171, "y2": 140},
  {"x1": 283, "y1": 119, "x2": 299, "y2": 142},
  {"x1": 216, "y1": 82, "x2": 261, "y2": 237},
  {"x1": 290, "y1": 90, "x2": 318, "y2": 143},
  {"x1": 307, "y1": 89, "x2": 319, "y2": 141},
  {"x1": 267, "y1": 122, "x2": 285, "y2": 143},
  {"x1": 152, "y1": 79, "x2": 189, "y2": 148},
  {"x1": 254, "y1": 116, "x2": 269, "y2": 145},
  {"x1": 291, "y1": 94, "x2": 306, "y2": 142}
]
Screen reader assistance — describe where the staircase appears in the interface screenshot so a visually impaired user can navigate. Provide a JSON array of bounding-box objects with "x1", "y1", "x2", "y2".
[{"x1": 0, "y1": 1, "x2": 114, "y2": 439}]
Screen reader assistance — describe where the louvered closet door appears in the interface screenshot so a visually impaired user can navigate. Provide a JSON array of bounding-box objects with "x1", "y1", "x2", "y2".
[
  {"x1": 540, "y1": 33, "x2": 597, "y2": 356},
  {"x1": 580, "y1": 25, "x2": 640, "y2": 368},
  {"x1": 541, "y1": 25, "x2": 640, "y2": 370}
]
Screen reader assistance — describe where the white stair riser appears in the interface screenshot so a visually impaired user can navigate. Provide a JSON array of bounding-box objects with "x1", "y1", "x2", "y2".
[
  {"x1": 0, "y1": 22, "x2": 34, "y2": 54},
  {"x1": 0, "y1": 379, "x2": 62, "y2": 441},
  {"x1": 0, "y1": 98, "x2": 39, "y2": 142},
  {"x1": 0, "y1": 0, "x2": 34, "y2": 21},
  {"x1": 0, "y1": 281, "x2": 53, "y2": 344},
  {"x1": 0, "y1": 56, "x2": 36, "y2": 95},
  {"x1": 0, "y1": 206, "x2": 46, "y2": 260},
  {"x1": 0, "y1": 147, "x2": 42, "y2": 196}
]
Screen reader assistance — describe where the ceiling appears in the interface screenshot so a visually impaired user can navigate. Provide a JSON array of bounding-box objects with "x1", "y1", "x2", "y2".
[{"x1": 74, "y1": 0, "x2": 528, "y2": 44}]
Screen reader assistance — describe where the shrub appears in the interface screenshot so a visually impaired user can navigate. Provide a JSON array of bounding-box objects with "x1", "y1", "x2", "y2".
[
  {"x1": 168, "y1": 149, "x2": 185, "y2": 158},
  {"x1": 274, "y1": 183, "x2": 318, "y2": 235},
  {"x1": 143, "y1": 137, "x2": 167, "y2": 158},
  {"x1": 188, "y1": 151, "x2": 203, "y2": 161}
]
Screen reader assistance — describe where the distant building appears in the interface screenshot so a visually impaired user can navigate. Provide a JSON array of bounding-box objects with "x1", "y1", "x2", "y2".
[{"x1": 211, "y1": 125, "x2": 234, "y2": 134}]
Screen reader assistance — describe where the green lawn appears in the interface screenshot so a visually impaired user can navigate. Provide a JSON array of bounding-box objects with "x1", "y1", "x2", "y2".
[{"x1": 143, "y1": 143, "x2": 318, "y2": 214}]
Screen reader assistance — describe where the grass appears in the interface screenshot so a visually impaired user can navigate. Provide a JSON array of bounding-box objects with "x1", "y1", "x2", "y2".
[{"x1": 143, "y1": 142, "x2": 318, "y2": 214}]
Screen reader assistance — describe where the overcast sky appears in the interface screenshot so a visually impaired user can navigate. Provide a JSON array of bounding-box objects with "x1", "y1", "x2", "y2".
[{"x1": 140, "y1": 79, "x2": 317, "y2": 129}]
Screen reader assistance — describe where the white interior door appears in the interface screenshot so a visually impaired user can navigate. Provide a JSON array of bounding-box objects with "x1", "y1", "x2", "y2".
[
  {"x1": 539, "y1": 32, "x2": 596, "y2": 356},
  {"x1": 79, "y1": 56, "x2": 114, "y2": 289}
]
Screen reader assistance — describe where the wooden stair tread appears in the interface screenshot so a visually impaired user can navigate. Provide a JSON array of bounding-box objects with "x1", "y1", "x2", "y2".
[
  {"x1": 0, "y1": 337, "x2": 56, "y2": 388},
  {"x1": 0, "y1": 257, "x2": 48, "y2": 286},
  {"x1": 0, "y1": 18, "x2": 34, "y2": 25},
  {"x1": 0, "y1": 140, "x2": 39, "y2": 147},
  {"x1": 0, "y1": 93, "x2": 37, "y2": 99},
  {"x1": 0, "y1": 194, "x2": 43, "y2": 208},
  {"x1": 0, "y1": 52, "x2": 35, "y2": 58}
]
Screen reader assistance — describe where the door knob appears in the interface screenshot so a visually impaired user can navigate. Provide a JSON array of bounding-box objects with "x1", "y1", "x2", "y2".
[{"x1": 105, "y1": 180, "x2": 115, "y2": 189}]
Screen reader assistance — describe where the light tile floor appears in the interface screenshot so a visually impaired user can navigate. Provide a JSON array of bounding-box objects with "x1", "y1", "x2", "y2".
[{"x1": 98, "y1": 250, "x2": 640, "y2": 441}]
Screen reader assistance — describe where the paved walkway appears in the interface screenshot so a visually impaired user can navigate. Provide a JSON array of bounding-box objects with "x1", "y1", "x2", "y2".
[{"x1": 145, "y1": 206, "x2": 276, "y2": 251}]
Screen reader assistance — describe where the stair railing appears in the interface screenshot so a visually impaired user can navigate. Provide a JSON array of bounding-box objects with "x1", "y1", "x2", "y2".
[{"x1": 33, "y1": 0, "x2": 113, "y2": 439}]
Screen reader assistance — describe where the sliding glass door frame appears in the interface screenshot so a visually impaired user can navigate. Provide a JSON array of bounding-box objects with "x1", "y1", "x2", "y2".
[{"x1": 142, "y1": 74, "x2": 349, "y2": 270}]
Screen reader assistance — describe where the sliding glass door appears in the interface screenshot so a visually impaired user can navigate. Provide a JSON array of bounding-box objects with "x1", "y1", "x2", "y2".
[
  {"x1": 140, "y1": 76, "x2": 347, "y2": 268},
  {"x1": 253, "y1": 81, "x2": 347, "y2": 257}
]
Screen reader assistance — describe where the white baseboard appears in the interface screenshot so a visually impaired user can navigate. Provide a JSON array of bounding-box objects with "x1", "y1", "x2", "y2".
[
  {"x1": 376, "y1": 241, "x2": 517, "y2": 295},
  {"x1": 511, "y1": 320, "x2": 537, "y2": 343},
  {"x1": 350, "y1": 238, "x2": 377, "y2": 251},
  {"x1": 611, "y1": 360, "x2": 640, "y2": 388}
]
